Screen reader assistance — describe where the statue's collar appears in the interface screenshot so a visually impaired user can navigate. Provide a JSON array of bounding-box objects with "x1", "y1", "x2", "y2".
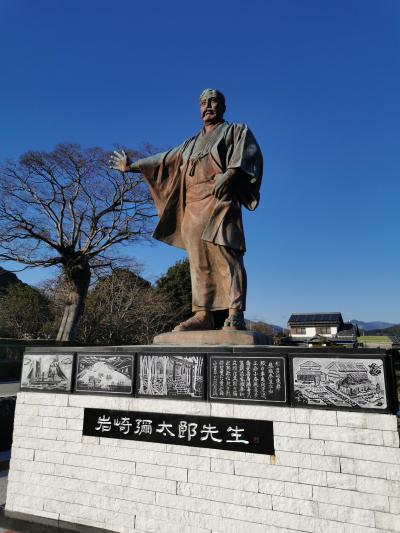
[{"x1": 201, "y1": 121, "x2": 226, "y2": 136}]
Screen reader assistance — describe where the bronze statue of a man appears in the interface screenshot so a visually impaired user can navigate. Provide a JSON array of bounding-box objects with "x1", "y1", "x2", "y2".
[{"x1": 110, "y1": 89, "x2": 263, "y2": 331}]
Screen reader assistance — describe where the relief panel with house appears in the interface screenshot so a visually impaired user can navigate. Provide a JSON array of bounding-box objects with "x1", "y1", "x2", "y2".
[
  {"x1": 291, "y1": 357, "x2": 387, "y2": 409},
  {"x1": 137, "y1": 354, "x2": 204, "y2": 399},
  {"x1": 21, "y1": 353, "x2": 74, "y2": 392}
]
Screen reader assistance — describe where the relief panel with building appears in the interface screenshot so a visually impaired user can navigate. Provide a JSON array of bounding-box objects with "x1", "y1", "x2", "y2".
[{"x1": 291, "y1": 356, "x2": 387, "y2": 409}]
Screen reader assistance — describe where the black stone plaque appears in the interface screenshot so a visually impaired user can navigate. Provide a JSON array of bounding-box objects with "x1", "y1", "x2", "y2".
[
  {"x1": 83, "y1": 408, "x2": 274, "y2": 455},
  {"x1": 208, "y1": 354, "x2": 288, "y2": 404}
]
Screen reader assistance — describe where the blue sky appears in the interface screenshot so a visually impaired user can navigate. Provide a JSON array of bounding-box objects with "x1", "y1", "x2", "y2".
[{"x1": 0, "y1": 0, "x2": 399, "y2": 327}]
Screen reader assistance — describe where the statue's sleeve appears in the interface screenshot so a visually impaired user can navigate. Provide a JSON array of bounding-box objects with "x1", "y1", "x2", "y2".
[
  {"x1": 226, "y1": 123, "x2": 263, "y2": 211},
  {"x1": 136, "y1": 145, "x2": 183, "y2": 217}
]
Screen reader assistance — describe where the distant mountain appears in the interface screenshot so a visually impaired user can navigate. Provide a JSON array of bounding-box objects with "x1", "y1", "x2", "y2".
[
  {"x1": 350, "y1": 320, "x2": 395, "y2": 332},
  {"x1": 0, "y1": 267, "x2": 24, "y2": 295},
  {"x1": 77, "y1": 361, "x2": 131, "y2": 388},
  {"x1": 368, "y1": 324, "x2": 400, "y2": 336},
  {"x1": 246, "y1": 319, "x2": 283, "y2": 335}
]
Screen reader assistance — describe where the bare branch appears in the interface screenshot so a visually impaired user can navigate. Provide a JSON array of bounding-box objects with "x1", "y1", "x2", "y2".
[{"x1": 0, "y1": 143, "x2": 157, "y2": 341}]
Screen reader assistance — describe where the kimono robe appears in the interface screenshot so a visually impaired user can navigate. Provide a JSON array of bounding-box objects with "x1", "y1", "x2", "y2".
[{"x1": 137, "y1": 121, "x2": 263, "y2": 312}]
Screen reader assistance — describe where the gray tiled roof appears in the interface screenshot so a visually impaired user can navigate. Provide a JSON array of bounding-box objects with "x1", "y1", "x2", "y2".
[
  {"x1": 327, "y1": 361, "x2": 367, "y2": 372},
  {"x1": 288, "y1": 313, "x2": 343, "y2": 326},
  {"x1": 336, "y1": 324, "x2": 359, "y2": 339}
]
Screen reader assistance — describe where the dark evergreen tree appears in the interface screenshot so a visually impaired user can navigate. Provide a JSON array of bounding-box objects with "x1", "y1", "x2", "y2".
[
  {"x1": 0, "y1": 284, "x2": 52, "y2": 338},
  {"x1": 0, "y1": 267, "x2": 22, "y2": 296},
  {"x1": 155, "y1": 258, "x2": 192, "y2": 324}
]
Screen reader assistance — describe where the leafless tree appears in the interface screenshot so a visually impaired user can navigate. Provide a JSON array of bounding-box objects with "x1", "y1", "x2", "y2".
[
  {"x1": 0, "y1": 143, "x2": 155, "y2": 341},
  {"x1": 78, "y1": 269, "x2": 175, "y2": 345}
]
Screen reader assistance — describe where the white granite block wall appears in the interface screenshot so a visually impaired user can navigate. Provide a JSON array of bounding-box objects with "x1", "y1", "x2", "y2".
[{"x1": 5, "y1": 392, "x2": 400, "y2": 533}]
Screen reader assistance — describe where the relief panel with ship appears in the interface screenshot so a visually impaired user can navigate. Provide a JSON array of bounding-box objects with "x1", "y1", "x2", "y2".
[{"x1": 21, "y1": 353, "x2": 74, "y2": 392}]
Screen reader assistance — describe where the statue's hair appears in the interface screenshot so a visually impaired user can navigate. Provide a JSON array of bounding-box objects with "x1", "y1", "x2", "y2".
[{"x1": 199, "y1": 89, "x2": 226, "y2": 110}]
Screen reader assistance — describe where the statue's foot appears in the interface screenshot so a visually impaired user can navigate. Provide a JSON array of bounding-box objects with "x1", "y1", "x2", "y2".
[
  {"x1": 173, "y1": 314, "x2": 214, "y2": 332},
  {"x1": 222, "y1": 315, "x2": 247, "y2": 331}
]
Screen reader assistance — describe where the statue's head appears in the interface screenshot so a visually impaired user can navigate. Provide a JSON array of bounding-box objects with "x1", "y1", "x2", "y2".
[{"x1": 199, "y1": 88, "x2": 226, "y2": 125}]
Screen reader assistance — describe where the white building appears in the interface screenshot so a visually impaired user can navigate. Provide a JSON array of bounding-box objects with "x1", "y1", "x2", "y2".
[{"x1": 288, "y1": 312, "x2": 359, "y2": 344}]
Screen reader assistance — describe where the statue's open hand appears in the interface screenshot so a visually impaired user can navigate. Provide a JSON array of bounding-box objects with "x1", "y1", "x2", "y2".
[
  {"x1": 109, "y1": 150, "x2": 131, "y2": 172},
  {"x1": 213, "y1": 172, "x2": 233, "y2": 199}
]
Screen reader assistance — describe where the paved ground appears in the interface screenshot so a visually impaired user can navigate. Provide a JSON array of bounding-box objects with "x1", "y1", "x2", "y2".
[
  {"x1": 0, "y1": 382, "x2": 19, "y2": 397},
  {"x1": 0, "y1": 385, "x2": 17, "y2": 531},
  {"x1": 0, "y1": 472, "x2": 7, "y2": 508}
]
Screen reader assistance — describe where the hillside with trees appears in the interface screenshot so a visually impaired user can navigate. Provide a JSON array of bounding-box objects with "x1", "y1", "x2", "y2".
[
  {"x1": 0, "y1": 258, "x2": 286, "y2": 344},
  {"x1": 0, "y1": 284, "x2": 52, "y2": 339},
  {"x1": 0, "y1": 267, "x2": 23, "y2": 295}
]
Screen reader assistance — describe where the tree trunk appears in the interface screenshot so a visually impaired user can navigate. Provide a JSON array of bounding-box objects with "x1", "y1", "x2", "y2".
[{"x1": 56, "y1": 261, "x2": 91, "y2": 342}]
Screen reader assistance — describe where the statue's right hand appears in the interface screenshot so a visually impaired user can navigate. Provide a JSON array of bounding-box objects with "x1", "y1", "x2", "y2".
[{"x1": 109, "y1": 150, "x2": 131, "y2": 172}]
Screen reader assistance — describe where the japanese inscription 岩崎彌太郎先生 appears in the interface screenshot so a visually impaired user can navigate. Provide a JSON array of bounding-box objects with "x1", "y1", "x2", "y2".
[{"x1": 83, "y1": 408, "x2": 274, "y2": 455}]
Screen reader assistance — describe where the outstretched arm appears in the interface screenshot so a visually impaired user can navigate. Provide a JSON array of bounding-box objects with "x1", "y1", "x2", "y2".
[{"x1": 109, "y1": 150, "x2": 141, "y2": 173}]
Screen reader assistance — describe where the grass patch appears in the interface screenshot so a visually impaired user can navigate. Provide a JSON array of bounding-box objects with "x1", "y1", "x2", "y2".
[{"x1": 357, "y1": 336, "x2": 392, "y2": 343}]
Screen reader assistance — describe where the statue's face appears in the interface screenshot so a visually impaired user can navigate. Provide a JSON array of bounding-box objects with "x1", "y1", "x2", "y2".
[{"x1": 200, "y1": 92, "x2": 225, "y2": 125}]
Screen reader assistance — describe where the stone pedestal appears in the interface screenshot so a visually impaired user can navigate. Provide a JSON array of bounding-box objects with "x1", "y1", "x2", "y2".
[
  {"x1": 153, "y1": 329, "x2": 272, "y2": 346},
  {"x1": 5, "y1": 392, "x2": 400, "y2": 533}
]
